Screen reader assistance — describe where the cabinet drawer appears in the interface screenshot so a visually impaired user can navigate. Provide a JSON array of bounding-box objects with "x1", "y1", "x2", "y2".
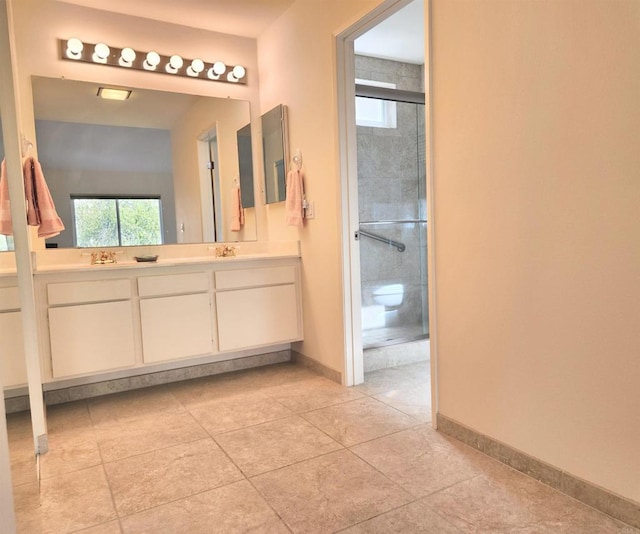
[
  {"x1": 138, "y1": 272, "x2": 209, "y2": 297},
  {"x1": 48, "y1": 279, "x2": 131, "y2": 306},
  {"x1": 216, "y1": 284, "x2": 300, "y2": 351},
  {"x1": 0, "y1": 286, "x2": 20, "y2": 311},
  {"x1": 215, "y1": 266, "x2": 296, "y2": 290}
]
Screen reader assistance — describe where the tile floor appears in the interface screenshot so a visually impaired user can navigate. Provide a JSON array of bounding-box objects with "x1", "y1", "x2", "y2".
[{"x1": 6, "y1": 361, "x2": 638, "y2": 533}]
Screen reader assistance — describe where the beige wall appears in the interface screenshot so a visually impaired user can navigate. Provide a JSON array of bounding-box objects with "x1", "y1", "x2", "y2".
[
  {"x1": 171, "y1": 97, "x2": 255, "y2": 243},
  {"x1": 10, "y1": 0, "x2": 265, "y2": 246},
  {"x1": 258, "y1": 0, "x2": 385, "y2": 375},
  {"x1": 431, "y1": 0, "x2": 640, "y2": 502}
]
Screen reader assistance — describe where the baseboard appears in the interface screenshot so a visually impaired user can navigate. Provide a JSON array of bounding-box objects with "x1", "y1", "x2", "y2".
[
  {"x1": 4, "y1": 350, "x2": 291, "y2": 412},
  {"x1": 291, "y1": 350, "x2": 342, "y2": 384},
  {"x1": 437, "y1": 414, "x2": 640, "y2": 530}
]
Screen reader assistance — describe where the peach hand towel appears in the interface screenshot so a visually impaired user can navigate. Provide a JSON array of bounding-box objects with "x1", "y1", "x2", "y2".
[
  {"x1": 0, "y1": 160, "x2": 13, "y2": 235},
  {"x1": 230, "y1": 186, "x2": 244, "y2": 232},
  {"x1": 25, "y1": 157, "x2": 65, "y2": 238},
  {"x1": 285, "y1": 169, "x2": 304, "y2": 227}
]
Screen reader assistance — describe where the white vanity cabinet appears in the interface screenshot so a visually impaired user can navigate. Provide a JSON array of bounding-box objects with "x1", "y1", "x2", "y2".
[
  {"x1": 0, "y1": 285, "x2": 27, "y2": 388},
  {"x1": 34, "y1": 251, "x2": 302, "y2": 385},
  {"x1": 215, "y1": 266, "x2": 302, "y2": 351},
  {"x1": 47, "y1": 279, "x2": 136, "y2": 378},
  {"x1": 138, "y1": 273, "x2": 214, "y2": 363}
]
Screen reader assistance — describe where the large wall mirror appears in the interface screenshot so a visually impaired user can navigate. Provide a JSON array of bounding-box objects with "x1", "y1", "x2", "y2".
[
  {"x1": 31, "y1": 76, "x2": 257, "y2": 248},
  {"x1": 262, "y1": 104, "x2": 288, "y2": 204}
]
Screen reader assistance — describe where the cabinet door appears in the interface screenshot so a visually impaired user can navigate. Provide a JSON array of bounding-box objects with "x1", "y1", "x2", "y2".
[
  {"x1": 140, "y1": 293, "x2": 213, "y2": 363},
  {"x1": 49, "y1": 301, "x2": 136, "y2": 378},
  {"x1": 216, "y1": 284, "x2": 300, "y2": 351},
  {"x1": 0, "y1": 311, "x2": 27, "y2": 388}
]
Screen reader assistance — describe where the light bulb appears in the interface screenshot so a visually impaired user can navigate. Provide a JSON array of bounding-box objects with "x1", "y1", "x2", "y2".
[
  {"x1": 65, "y1": 38, "x2": 84, "y2": 59},
  {"x1": 187, "y1": 58, "x2": 205, "y2": 77},
  {"x1": 118, "y1": 47, "x2": 136, "y2": 67},
  {"x1": 92, "y1": 42, "x2": 110, "y2": 63},
  {"x1": 207, "y1": 67, "x2": 220, "y2": 80},
  {"x1": 232, "y1": 65, "x2": 246, "y2": 80},
  {"x1": 212, "y1": 61, "x2": 226, "y2": 75},
  {"x1": 165, "y1": 54, "x2": 183, "y2": 73},
  {"x1": 144, "y1": 51, "x2": 160, "y2": 70},
  {"x1": 227, "y1": 72, "x2": 238, "y2": 83}
]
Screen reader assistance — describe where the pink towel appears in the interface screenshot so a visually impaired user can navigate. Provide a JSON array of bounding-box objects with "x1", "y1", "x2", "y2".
[
  {"x1": 0, "y1": 157, "x2": 65, "y2": 238},
  {"x1": 0, "y1": 160, "x2": 13, "y2": 236},
  {"x1": 285, "y1": 169, "x2": 304, "y2": 227},
  {"x1": 230, "y1": 186, "x2": 244, "y2": 232}
]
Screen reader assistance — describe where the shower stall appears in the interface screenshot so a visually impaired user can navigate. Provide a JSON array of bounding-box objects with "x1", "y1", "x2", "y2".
[{"x1": 355, "y1": 79, "x2": 428, "y2": 358}]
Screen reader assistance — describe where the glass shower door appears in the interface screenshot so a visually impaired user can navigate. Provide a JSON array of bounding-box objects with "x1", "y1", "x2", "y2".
[{"x1": 357, "y1": 100, "x2": 428, "y2": 348}]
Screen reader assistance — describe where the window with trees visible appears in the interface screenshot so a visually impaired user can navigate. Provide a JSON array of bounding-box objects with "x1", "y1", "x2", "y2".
[{"x1": 72, "y1": 197, "x2": 163, "y2": 247}]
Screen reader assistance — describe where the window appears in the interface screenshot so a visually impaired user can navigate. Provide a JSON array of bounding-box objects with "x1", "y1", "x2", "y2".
[
  {"x1": 0, "y1": 235, "x2": 14, "y2": 252},
  {"x1": 72, "y1": 197, "x2": 163, "y2": 247},
  {"x1": 355, "y1": 79, "x2": 397, "y2": 129}
]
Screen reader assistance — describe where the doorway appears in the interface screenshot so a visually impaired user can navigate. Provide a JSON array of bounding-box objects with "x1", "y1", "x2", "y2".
[{"x1": 337, "y1": 0, "x2": 435, "y2": 422}]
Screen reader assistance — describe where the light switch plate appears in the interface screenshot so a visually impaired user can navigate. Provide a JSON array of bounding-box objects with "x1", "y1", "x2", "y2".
[{"x1": 305, "y1": 201, "x2": 315, "y2": 219}]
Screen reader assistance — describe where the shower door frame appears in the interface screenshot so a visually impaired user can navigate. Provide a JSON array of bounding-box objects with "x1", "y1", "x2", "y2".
[{"x1": 335, "y1": 0, "x2": 438, "y2": 427}]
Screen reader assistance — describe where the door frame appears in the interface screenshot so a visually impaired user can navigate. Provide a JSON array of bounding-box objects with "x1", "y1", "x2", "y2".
[{"x1": 336, "y1": 0, "x2": 438, "y2": 425}]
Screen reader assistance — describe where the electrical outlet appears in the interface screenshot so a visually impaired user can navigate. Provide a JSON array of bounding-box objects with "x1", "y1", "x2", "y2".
[{"x1": 305, "y1": 201, "x2": 315, "y2": 219}]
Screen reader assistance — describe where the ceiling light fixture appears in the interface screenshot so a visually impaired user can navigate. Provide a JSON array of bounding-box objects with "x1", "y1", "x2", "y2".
[
  {"x1": 97, "y1": 87, "x2": 132, "y2": 101},
  {"x1": 60, "y1": 39, "x2": 247, "y2": 85}
]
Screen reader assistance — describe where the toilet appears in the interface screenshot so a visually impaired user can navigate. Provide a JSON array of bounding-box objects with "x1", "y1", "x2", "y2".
[{"x1": 372, "y1": 283, "x2": 404, "y2": 310}]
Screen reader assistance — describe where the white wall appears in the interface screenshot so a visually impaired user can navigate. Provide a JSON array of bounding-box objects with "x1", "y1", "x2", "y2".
[
  {"x1": 10, "y1": 0, "x2": 265, "y2": 247},
  {"x1": 258, "y1": 0, "x2": 386, "y2": 376},
  {"x1": 431, "y1": 0, "x2": 640, "y2": 503}
]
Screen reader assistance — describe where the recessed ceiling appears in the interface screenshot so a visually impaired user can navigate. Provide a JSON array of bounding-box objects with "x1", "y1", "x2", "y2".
[
  {"x1": 57, "y1": 0, "x2": 295, "y2": 38},
  {"x1": 31, "y1": 77, "x2": 199, "y2": 129},
  {"x1": 355, "y1": 0, "x2": 424, "y2": 65}
]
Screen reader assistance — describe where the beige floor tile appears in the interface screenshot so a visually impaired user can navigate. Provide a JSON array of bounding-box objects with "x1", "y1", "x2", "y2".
[
  {"x1": 373, "y1": 384, "x2": 431, "y2": 422},
  {"x1": 94, "y1": 410, "x2": 207, "y2": 462},
  {"x1": 356, "y1": 361, "x2": 430, "y2": 396},
  {"x1": 339, "y1": 498, "x2": 464, "y2": 533},
  {"x1": 215, "y1": 415, "x2": 342, "y2": 476},
  {"x1": 39, "y1": 465, "x2": 117, "y2": 533},
  {"x1": 9, "y1": 435, "x2": 38, "y2": 487},
  {"x1": 423, "y1": 469, "x2": 639, "y2": 533},
  {"x1": 351, "y1": 424, "x2": 500, "y2": 498},
  {"x1": 187, "y1": 391, "x2": 293, "y2": 435},
  {"x1": 302, "y1": 396, "x2": 418, "y2": 446},
  {"x1": 87, "y1": 386, "x2": 184, "y2": 425},
  {"x1": 168, "y1": 363, "x2": 316, "y2": 408},
  {"x1": 104, "y1": 438, "x2": 243, "y2": 516},
  {"x1": 120, "y1": 480, "x2": 289, "y2": 534},
  {"x1": 46, "y1": 402, "x2": 94, "y2": 436},
  {"x1": 75, "y1": 521, "x2": 123, "y2": 533},
  {"x1": 252, "y1": 449, "x2": 414, "y2": 534},
  {"x1": 40, "y1": 429, "x2": 102, "y2": 479},
  {"x1": 14, "y1": 481, "x2": 43, "y2": 534},
  {"x1": 266, "y1": 376, "x2": 365, "y2": 412},
  {"x1": 6, "y1": 411, "x2": 33, "y2": 441}
]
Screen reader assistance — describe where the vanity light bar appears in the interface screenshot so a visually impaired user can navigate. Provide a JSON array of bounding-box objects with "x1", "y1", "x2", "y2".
[{"x1": 59, "y1": 39, "x2": 247, "y2": 85}]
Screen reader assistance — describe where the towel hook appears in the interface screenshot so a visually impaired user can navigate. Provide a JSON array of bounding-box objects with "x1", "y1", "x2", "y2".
[
  {"x1": 292, "y1": 148, "x2": 302, "y2": 171},
  {"x1": 21, "y1": 134, "x2": 33, "y2": 157}
]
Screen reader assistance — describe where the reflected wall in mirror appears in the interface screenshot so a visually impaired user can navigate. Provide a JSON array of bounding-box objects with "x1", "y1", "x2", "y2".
[
  {"x1": 262, "y1": 104, "x2": 289, "y2": 204},
  {"x1": 31, "y1": 76, "x2": 257, "y2": 248}
]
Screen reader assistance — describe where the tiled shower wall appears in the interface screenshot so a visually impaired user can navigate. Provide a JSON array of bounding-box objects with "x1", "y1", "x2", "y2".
[{"x1": 356, "y1": 55, "x2": 428, "y2": 343}]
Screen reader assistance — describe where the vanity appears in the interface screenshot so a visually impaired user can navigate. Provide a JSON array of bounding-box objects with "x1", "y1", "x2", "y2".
[{"x1": 1, "y1": 242, "x2": 302, "y2": 395}]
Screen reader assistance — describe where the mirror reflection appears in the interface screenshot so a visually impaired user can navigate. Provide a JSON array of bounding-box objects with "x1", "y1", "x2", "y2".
[
  {"x1": 262, "y1": 104, "x2": 288, "y2": 204},
  {"x1": 31, "y1": 76, "x2": 257, "y2": 248},
  {"x1": 0, "y1": 118, "x2": 15, "y2": 252}
]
